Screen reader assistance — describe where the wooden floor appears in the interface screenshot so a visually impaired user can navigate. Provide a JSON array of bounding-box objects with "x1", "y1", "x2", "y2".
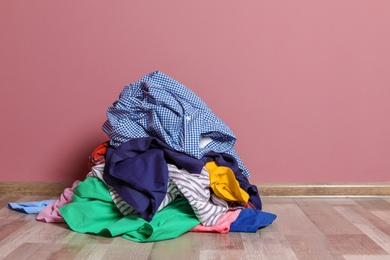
[{"x1": 1, "y1": 195, "x2": 390, "y2": 260}]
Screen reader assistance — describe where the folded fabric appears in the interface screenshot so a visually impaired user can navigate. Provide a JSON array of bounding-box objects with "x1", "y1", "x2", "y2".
[
  {"x1": 36, "y1": 180, "x2": 80, "y2": 223},
  {"x1": 205, "y1": 161, "x2": 250, "y2": 203},
  {"x1": 102, "y1": 71, "x2": 250, "y2": 177},
  {"x1": 8, "y1": 200, "x2": 57, "y2": 214},
  {"x1": 229, "y1": 209, "x2": 277, "y2": 233},
  {"x1": 190, "y1": 210, "x2": 241, "y2": 233},
  {"x1": 59, "y1": 177, "x2": 200, "y2": 243}
]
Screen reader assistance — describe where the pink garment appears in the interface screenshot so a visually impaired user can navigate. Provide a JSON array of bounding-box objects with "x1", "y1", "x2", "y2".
[
  {"x1": 36, "y1": 180, "x2": 80, "y2": 223},
  {"x1": 190, "y1": 209, "x2": 241, "y2": 233}
]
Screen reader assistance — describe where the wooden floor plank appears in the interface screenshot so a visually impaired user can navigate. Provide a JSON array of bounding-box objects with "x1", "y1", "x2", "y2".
[
  {"x1": 103, "y1": 237, "x2": 153, "y2": 260},
  {"x1": 240, "y1": 232, "x2": 298, "y2": 260},
  {"x1": 326, "y1": 234, "x2": 389, "y2": 256},
  {"x1": 294, "y1": 198, "x2": 363, "y2": 235},
  {"x1": 1, "y1": 195, "x2": 390, "y2": 259},
  {"x1": 265, "y1": 203, "x2": 320, "y2": 235},
  {"x1": 0, "y1": 219, "x2": 29, "y2": 242},
  {"x1": 348, "y1": 204, "x2": 390, "y2": 238},
  {"x1": 284, "y1": 234, "x2": 344, "y2": 260},
  {"x1": 371, "y1": 211, "x2": 390, "y2": 225},
  {"x1": 353, "y1": 198, "x2": 390, "y2": 210},
  {"x1": 0, "y1": 195, "x2": 20, "y2": 208},
  {"x1": 343, "y1": 256, "x2": 390, "y2": 260},
  {"x1": 0, "y1": 221, "x2": 48, "y2": 258},
  {"x1": 334, "y1": 206, "x2": 390, "y2": 254},
  {"x1": 383, "y1": 197, "x2": 390, "y2": 203},
  {"x1": 73, "y1": 244, "x2": 112, "y2": 260},
  {"x1": 4, "y1": 242, "x2": 83, "y2": 260}
]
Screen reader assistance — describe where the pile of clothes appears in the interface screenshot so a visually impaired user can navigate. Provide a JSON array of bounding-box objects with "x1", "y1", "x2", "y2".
[{"x1": 9, "y1": 71, "x2": 276, "y2": 242}]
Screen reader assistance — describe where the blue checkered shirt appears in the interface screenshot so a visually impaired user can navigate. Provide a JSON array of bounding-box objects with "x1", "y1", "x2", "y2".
[{"x1": 102, "y1": 71, "x2": 250, "y2": 177}]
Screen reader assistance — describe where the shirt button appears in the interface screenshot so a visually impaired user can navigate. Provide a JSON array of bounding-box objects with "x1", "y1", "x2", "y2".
[{"x1": 185, "y1": 116, "x2": 191, "y2": 120}]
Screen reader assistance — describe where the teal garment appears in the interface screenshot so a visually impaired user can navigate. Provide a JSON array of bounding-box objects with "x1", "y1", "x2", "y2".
[{"x1": 59, "y1": 177, "x2": 200, "y2": 242}]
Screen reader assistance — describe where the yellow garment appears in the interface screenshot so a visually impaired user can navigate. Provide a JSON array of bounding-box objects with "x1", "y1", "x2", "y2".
[{"x1": 205, "y1": 161, "x2": 249, "y2": 203}]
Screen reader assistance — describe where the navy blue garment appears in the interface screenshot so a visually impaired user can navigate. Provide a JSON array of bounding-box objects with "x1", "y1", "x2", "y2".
[
  {"x1": 229, "y1": 209, "x2": 277, "y2": 233},
  {"x1": 102, "y1": 71, "x2": 250, "y2": 177},
  {"x1": 231, "y1": 171, "x2": 262, "y2": 210},
  {"x1": 104, "y1": 137, "x2": 262, "y2": 221}
]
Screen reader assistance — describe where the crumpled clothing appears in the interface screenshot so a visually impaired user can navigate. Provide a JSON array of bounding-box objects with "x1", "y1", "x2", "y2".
[
  {"x1": 190, "y1": 210, "x2": 241, "y2": 233},
  {"x1": 8, "y1": 200, "x2": 56, "y2": 214},
  {"x1": 205, "y1": 161, "x2": 250, "y2": 203},
  {"x1": 87, "y1": 163, "x2": 180, "y2": 217},
  {"x1": 168, "y1": 164, "x2": 228, "y2": 226},
  {"x1": 103, "y1": 136, "x2": 258, "y2": 221},
  {"x1": 59, "y1": 177, "x2": 200, "y2": 243},
  {"x1": 36, "y1": 180, "x2": 80, "y2": 222},
  {"x1": 229, "y1": 209, "x2": 277, "y2": 233},
  {"x1": 102, "y1": 71, "x2": 250, "y2": 177},
  {"x1": 88, "y1": 141, "x2": 109, "y2": 170}
]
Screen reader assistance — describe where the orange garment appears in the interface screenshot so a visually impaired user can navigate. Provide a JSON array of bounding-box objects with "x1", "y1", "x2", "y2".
[{"x1": 205, "y1": 161, "x2": 249, "y2": 203}]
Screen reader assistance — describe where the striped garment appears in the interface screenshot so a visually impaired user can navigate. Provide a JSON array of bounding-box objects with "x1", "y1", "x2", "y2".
[
  {"x1": 168, "y1": 164, "x2": 228, "y2": 226},
  {"x1": 86, "y1": 164, "x2": 180, "y2": 216},
  {"x1": 88, "y1": 163, "x2": 229, "y2": 226}
]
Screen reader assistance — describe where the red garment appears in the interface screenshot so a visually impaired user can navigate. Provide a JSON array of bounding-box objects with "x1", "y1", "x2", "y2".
[{"x1": 88, "y1": 141, "x2": 109, "y2": 170}]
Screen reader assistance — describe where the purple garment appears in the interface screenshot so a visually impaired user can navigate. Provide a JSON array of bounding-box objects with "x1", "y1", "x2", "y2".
[
  {"x1": 229, "y1": 209, "x2": 277, "y2": 233},
  {"x1": 104, "y1": 137, "x2": 262, "y2": 221}
]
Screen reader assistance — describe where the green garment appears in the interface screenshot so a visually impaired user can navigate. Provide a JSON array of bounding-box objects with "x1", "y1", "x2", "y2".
[{"x1": 59, "y1": 177, "x2": 200, "y2": 242}]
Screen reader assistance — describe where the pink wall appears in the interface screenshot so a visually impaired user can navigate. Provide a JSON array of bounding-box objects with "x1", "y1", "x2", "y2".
[{"x1": 1, "y1": 1, "x2": 390, "y2": 183}]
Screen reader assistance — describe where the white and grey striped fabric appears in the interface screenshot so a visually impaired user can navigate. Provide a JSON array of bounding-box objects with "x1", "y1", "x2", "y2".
[
  {"x1": 87, "y1": 163, "x2": 228, "y2": 225},
  {"x1": 168, "y1": 164, "x2": 228, "y2": 226}
]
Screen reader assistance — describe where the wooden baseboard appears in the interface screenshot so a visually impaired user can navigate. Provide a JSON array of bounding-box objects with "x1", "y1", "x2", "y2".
[
  {"x1": 0, "y1": 182, "x2": 74, "y2": 196},
  {"x1": 1, "y1": 182, "x2": 390, "y2": 197}
]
